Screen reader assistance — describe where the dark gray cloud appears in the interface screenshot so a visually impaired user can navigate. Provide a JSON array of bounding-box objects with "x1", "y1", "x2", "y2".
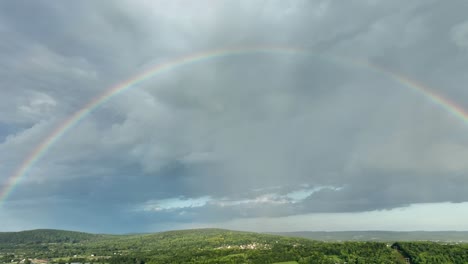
[{"x1": 1, "y1": 0, "x2": 468, "y2": 232}]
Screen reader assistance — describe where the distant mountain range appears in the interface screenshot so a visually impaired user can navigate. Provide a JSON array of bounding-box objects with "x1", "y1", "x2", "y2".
[
  {"x1": 269, "y1": 231, "x2": 468, "y2": 242},
  {"x1": 1, "y1": 229, "x2": 467, "y2": 244}
]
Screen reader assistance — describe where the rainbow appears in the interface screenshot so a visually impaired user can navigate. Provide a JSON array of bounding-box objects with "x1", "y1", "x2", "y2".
[{"x1": 1, "y1": 46, "x2": 467, "y2": 206}]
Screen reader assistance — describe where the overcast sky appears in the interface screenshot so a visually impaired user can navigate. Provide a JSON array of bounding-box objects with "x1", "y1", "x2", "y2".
[{"x1": 1, "y1": 0, "x2": 468, "y2": 233}]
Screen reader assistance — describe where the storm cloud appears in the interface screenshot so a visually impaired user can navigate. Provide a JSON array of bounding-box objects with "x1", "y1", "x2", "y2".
[{"x1": 1, "y1": 0, "x2": 468, "y2": 233}]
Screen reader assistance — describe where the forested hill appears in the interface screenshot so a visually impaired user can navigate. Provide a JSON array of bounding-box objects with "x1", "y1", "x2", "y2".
[
  {"x1": 270, "y1": 231, "x2": 468, "y2": 242},
  {"x1": 0, "y1": 229, "x2": 106, "y2": 244},
  {"x1": 3, "y1": 228, "x2": 467, "y2": 244},
  {"x1": 0, "y1": 228, "x2": 409, "y2": 263},
  {"x1": 1, "y1": 229, "x2": 467, "y2": 263}
]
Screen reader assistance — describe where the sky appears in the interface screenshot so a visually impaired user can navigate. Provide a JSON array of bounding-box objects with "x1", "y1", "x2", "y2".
[{"x1": 1, "y1": 0, "x2": 468, "y2": 233}]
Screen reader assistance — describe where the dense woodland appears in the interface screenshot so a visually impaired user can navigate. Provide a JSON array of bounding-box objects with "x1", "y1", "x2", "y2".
[{"x1": 0, "y1": 229, "x2": 467, "y2": 264}]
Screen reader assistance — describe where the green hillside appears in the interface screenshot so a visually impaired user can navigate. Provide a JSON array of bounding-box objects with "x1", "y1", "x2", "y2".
[
  {"x1": 0, "y1": 229, "x2": 106, "y2": 244},
  {"x1": 1, "y1": 228, "x2": 467, "y2": 264}
]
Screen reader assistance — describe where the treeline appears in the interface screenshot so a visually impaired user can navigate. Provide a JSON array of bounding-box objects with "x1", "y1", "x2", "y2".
[
  {"x1": 1, "y1": 229, "x2": 468, "y2": 264},
  {"x1": 0, "y1": 229, "x2": 103, "y2": 244},
  {"x1": 395, "y1": 242, "x2": 468, "y2": 264},
  {"x1": 106, "y1": 241, "x2": 406, "y2": 264}
]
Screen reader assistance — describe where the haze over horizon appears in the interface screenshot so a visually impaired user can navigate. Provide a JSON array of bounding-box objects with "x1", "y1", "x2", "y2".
[{"x1": 1, "y1": 0, "x2": 468, "y2": 233}]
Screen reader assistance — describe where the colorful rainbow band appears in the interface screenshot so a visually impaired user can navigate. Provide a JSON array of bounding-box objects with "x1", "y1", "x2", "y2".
[{"x1": 1, "y1": 46, "x2": 466, "y2": 206}]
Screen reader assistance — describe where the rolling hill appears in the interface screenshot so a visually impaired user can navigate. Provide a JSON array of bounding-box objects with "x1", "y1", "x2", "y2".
[
  {"x1": 0, "y1": 229, "x2": 467, "y2": 263},
  {"x1": 0, "y1": 229, "x2": 106, "y2": 244}
]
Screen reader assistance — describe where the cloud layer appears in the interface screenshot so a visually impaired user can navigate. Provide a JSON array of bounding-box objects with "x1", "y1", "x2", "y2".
[{"x1": 1, "y1": 0, "x2": 468, "y2": 233}]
